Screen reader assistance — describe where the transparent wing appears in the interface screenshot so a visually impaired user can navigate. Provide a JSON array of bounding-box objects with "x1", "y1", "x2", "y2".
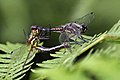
[
  {"x1": 53, "y1": 12, "x2": 94, "y2": 29},
  {"x1": 59, "y1": 32, "x2": 72, "y2": 53},
  {"x1": 11, "y1": 45, "x2": 36, "y2": 68},
  {"x1": 59, "y1": 32, "x2": 70, "y2": 44},
  {"x1": 74, "y1": 12, "x2": 95, "y2": 26},
  {"x1": 11, "y1": 45, "x2": 27, "y2": 61}
]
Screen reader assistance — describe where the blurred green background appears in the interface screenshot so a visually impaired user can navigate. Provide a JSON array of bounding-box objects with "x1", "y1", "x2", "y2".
[{"x1": 0, "y1": 0, "x2": 120, "y2": 46}]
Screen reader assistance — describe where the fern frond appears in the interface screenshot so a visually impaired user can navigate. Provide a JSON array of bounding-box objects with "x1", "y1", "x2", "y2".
[
  {"x1": 31, "y1": 20, "x2": 120, "y2": 80},
  {"x1": 0, "y1": 42, "x2": 36, "y2": 80},
  {"x1": 0, "y1": 42, "x2": 23, "y2": 53},
  {"x1": 36, "y1": 32, "x2": 106, "y2": 68},
  {"x1": 35, "y1": 46, "x2": 120, "y2": 80},
  {"x1": 31, "y1": 33, "x2": 106, "y2": 79},
  {"x1": 107, "y1": 20, "x2": 120, "y2": 37}
]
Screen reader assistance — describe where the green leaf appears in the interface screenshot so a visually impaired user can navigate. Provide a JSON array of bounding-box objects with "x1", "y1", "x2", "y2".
[
  {"x1": 0, "y1": 42, "x2": 36, "y2": 80},
  {"x1": 0, "y1": 42, "x2": 23, "y2": 53}
]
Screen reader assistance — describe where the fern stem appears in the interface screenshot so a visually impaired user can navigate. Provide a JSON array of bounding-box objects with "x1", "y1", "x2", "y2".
[{"x1": 78, "y1": 34, "x2": 106, "y2": 56}]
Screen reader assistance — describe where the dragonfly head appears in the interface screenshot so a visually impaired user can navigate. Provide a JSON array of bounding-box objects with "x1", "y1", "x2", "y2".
[
  {"x1": 31, "y1": 26, "x2": 39, "y2": 37},
  {"x1": 26, "y1": 26, "x2": 39, "y2": 44},
  {"x1": 81, "y1": 24, "x2": 87, "y2": 33},
  {"x1": 31, "y1": 25, "x2": 49, "y2": 40}
]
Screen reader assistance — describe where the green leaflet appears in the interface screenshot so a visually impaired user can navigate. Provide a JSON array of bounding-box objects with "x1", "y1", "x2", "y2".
[{"x1": 0, "y1": 42, "x2": 36, "y2": 80}]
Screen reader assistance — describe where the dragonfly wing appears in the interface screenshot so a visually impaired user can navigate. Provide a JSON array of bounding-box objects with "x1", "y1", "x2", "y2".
[
  {"x1": 59, "y1": 32, "x2": 73, "y2": 53},
  {"x1": 74, "y1": 12, "x2": 95, "y2": 26},
  {"x1": 11, "y1": 45, "x2": 28, "y2": 61},
  {"x1": 59, "y1": 32, "x2": 70, "y2": 44},
  {"x1": 11, "y1": 45, "x2": 36, "y2": 68}
]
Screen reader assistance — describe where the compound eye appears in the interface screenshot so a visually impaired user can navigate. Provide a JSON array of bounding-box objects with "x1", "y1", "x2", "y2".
[
  {"x1": 81, "y1": 24, "x2": 87, "y2": 32},
  {"x1": 31, "y1": 26, "x2": 38, "y2": 30}
]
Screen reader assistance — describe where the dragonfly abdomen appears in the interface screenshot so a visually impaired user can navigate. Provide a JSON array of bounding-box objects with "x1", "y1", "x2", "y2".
[
  {"x1": 35, "y1": 43, "x2": 69, "y2": 52},
  {"x1": 50, "y1": 27, "x2": 63, "y2": 32}
]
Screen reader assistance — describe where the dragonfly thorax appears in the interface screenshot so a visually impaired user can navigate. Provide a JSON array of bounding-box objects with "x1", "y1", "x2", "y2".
[{"x1": 63, "y1": 22, "x2": 87, "y2": 35}]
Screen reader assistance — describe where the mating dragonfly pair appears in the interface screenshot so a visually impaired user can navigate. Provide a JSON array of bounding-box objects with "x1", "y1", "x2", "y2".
[{"x1": 23, "y1": 12, "x2": 95, "y2": 68}]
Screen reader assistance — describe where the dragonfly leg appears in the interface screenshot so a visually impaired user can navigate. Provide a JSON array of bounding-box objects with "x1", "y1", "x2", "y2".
[
  {"x1": 69, "y1": 38, "x2": 82, "y2": 46},
  {"x1": 78, "y1": 35, "x2": 89, "y2": 43},
  {"x1": 22, "y1": 50, "x2": 31, "y2": 69},
  {"x1": 63, "y1": 42, "x2": 72, "y2": 53}
]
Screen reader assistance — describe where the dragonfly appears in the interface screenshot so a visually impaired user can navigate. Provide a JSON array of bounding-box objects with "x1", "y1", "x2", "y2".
[
  {"x1": 22, "y1": 26, "x2": 69, "y2": 68},
  {"x1": 33, "y1": 12, "x2": 95, "y2": 47},
  {"x1": 50, "y1": 12, "x2": 95, "y2": 44}
]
